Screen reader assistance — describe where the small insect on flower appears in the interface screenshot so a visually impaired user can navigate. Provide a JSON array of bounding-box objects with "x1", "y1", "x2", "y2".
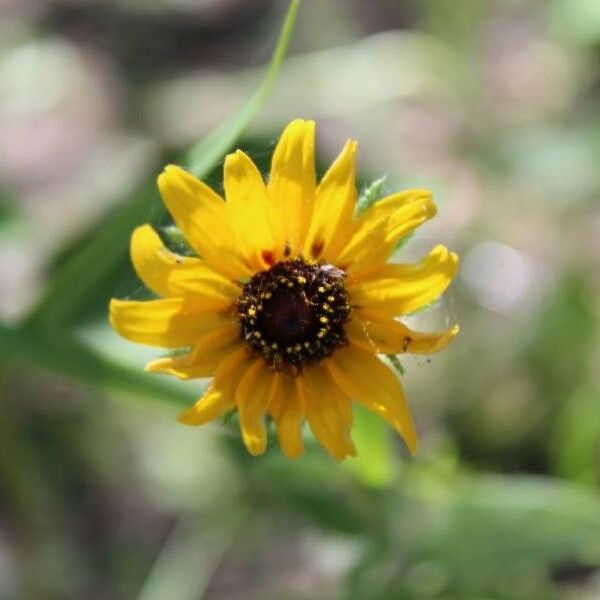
[{"x1": 109, "y1": 119, "x2": 459, "y2": 459}]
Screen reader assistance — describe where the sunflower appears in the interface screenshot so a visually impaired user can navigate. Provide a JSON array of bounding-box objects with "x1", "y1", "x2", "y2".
[{"x1": 109, "y1": 119, "x2": 459, "y2": 460}]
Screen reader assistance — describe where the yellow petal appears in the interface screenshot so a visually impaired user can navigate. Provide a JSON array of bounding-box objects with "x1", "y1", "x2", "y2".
[
  {"x1": 178, "y1": 346, "x2": 252, "y2": 425},
  {"x1": 379, "y1": 190, "x2": 436, "y2": 245},
  {"x1": 223, "y1": 150, "x2": 282, "y2": 269},
  {"x1": 130, "y1": 225, "x2": 240, "y2": 300},
  {"x1": 334, "y1": 214, "x2": 390, "y2": 274},
  {"x1": 109, "y1": 298, "x2": 232, "y2": 348},
  {"x1": 236, "y1": 359, "x2": 272, "y2": 456},
  {"x1": 267, "y1": 119, "x2": 316, "y2": 253},
  {"x1": 145, "y1": 323, "x2": 241, "y2": 379},
  {"x1": 303, "y1": 139, "x2": 358, "y2": 262},
  {"x1": 346, "y1": 315, "x2": 460, "y2": 355},
  {"x1": 268, "y1": 372, "x2": 305, "y2": 458},
  {"x1": 338, "y1": 190, "x2": 436, "y2": 273},
  {"x1": 325, "y1": 345, "x2": 417, "y2": 454},
  {"x1": 347, "y1": 245, "x2": 459, "y2": 317},
  {"x1": 157, "y1": 165, "x2": 250, "y2": 278},
  {"x1": 300, "y1": 365, "x2": 355, "y2": 460}
]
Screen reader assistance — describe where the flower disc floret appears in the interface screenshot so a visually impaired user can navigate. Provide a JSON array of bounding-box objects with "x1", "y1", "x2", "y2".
[{"x1": 237, "y1": 258, "x2": 350, "y2": 370}]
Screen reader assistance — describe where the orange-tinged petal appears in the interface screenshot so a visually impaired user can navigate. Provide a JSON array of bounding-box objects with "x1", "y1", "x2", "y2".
[
  {"x1": 339, "y1": 190, "x2": 436, "y2": 273},
  {"x1": 347, "y1": 245, "x2": 459, "y2": 317},
  {"x1": 157, "y1": 165, "x2": 250, "y2": 278},
  {"x1": 109, "y1": 298, "x2": 232, "y2": 348},
  {"x1": 178, "y1": 347, "x2": 253, "y2": 425},
  {"x1": 236, "y1": 359, "x2": 272, "y2": 456},
  {"x1": 130, "y1": 225, "x2": 240, "y2": 300},
  {"x1": 267, "y1": 119, "x2": 316, "y2": 253},
  {"x1": 223, "y1": 150, "x2": 282, "y2": 269},
  {"x1": 303, "y1": 139, "x2": 358, "y2": 262},
  {"x1": 325, "y1": 345, "x2": 417, "y2": 454},
  {"x1": 346, "y1": 315, "x2": 460, "y2": 355},
  {"x1": 300, "y1": 365, "x2": 355, "y2": 460},
  {"x1": 145, "y1": 323, "x2": 241, "y2": 379},
  {"x1": 268, "y1": 372, "x2": 305, "y2": 458}
]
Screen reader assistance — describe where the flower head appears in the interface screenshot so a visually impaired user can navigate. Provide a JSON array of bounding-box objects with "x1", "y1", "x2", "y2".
[{"x1": 109, "y1": 119, "x2": 459, "y2": 459}]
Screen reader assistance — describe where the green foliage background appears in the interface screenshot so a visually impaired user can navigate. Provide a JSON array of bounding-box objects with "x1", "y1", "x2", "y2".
[{"x1": 1, "y1": 0, "x2": 600, "y2": 598}]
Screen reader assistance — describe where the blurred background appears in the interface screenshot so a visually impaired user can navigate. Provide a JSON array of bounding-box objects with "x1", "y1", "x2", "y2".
[{"x1": 1, "y1": 0, "x2": 600, "y2": 598}]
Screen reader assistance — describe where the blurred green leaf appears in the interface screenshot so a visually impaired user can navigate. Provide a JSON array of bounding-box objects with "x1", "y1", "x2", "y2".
[
  {"x1": 0, "y1": 323, "x2": 192, "y2": 409},
  {"x1": 159, "y1": 225, "x2": 195, "y2": 257},
  {"x1": 0, "y1": 195, "x2": 11, "y2": 222},
  {"x1": 28, "y1": 179, "x2": 161, "y2": 326},
  {"x1": 0, "y1": 184, "x2": 22, "y2": 235},
  {"x1": 254, "y1": 452, "x2": 387, "y2": 535},
  {"x1": 551, "y1": 385, "x2": 600, "y2": 485},
  {"x1": 356, "y1": 175, "x2": 388, "y2": 216},
  {"x1": 524, "y1": 272, "x2": 597, "y2": 400},
  {"x1": 552, "y1": 0, "x2": 600, "y2": 45},
  {"x1": 345, "y1": 405, "x2": 396, "y2": 488},
  {"x1": 351, "y1": 468, "x2": 600, "y2": 597}
]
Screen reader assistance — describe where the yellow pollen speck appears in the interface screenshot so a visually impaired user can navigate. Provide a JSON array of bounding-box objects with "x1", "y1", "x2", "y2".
[
  {"x1": 297, "y1": 276, "x2": 306, "y2": 284},
  {"x1": 322, "y1": 303, "x2": 330, "y2": 310},
  {"x1": 271, "y1": 343, "x2": 278, "y2": 349},
  {"x1": 286, "y1": 347, "x2": 293, "y2": 353},
  {"x1": 318, "y1": 286, "x2": 325, "y2": 293},
  {"x1": 248, "y1": 307, "x2": 256, "y2": 316},
  {"x1": 327, "y1": 295, "x2": 335, "y2": 302},
  {"x1": 319, "y1": 316, "x2": 328, "y2": 323},
  {"x1": 294, "y1": 344, "x2": 302, "y2": 352},
  {"x1": 304, "y1": 342, "x2": 310, "y2": 348}
]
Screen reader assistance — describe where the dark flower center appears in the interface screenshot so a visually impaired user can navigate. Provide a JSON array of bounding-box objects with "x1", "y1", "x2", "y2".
[{"x1": 237, "y1": 258, "x2": 350, "y2": 371}]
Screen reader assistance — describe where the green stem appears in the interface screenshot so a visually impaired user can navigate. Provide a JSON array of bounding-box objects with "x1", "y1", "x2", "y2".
[{"x1": 185, "y1": 0, "x2": 302, "y2": 174}]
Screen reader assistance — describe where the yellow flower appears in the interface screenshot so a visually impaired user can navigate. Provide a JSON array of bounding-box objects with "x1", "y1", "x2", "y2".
[{"x1": 109, "y1": 119, "x2": 459, "y2": 460}]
